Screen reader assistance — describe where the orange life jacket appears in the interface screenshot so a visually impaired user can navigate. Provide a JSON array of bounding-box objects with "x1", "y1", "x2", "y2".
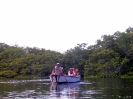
[{"x1": 51, "y1": 69, "x2": 55, "y2": 75}]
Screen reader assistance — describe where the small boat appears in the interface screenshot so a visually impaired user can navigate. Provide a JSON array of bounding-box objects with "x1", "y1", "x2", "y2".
[{"x1": 50, "y1": 75, "x2": 81, "y2": 83}]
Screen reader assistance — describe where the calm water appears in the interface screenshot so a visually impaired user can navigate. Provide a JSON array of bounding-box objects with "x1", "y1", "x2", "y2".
[{"x1": 0, "y1": 78, "x2": 133, "y2": 99}]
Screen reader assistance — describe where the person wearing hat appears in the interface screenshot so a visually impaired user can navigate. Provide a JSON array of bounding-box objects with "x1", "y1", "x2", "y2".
[
  {"x1": 50, "y1": 63, "x2": 63, "y2": 81},
  {"x1": 54, "y1": 63, "x2": 61, "y2": 75}
]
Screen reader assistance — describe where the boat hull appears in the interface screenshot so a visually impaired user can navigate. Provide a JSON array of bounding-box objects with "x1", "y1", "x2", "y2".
[{"x1": 50, "y1": 75, "x2": 81, "y2": 83}]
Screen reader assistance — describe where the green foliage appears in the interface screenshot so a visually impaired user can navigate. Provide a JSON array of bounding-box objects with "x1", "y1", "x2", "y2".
[
  {"x1": 0, "y1": 70, "x2": 17, "y2": 78},
  {"x1": 63, "y1": 43, "x2": 88, "y2": 76},
  {"x1": 0, "y1": 27, "x2": 133, "y2": 78},
  {"x1": 84, "y1": 27, "x2": 133, "y2": 78},
  {"x1": 0, "y1": 45, "x2": 63, "y2": 78}
]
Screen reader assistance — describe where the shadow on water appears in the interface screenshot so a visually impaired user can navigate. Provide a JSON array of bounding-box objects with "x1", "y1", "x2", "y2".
[{"x1": 0, "y1": 78, "x2": 133, "y2": 99}]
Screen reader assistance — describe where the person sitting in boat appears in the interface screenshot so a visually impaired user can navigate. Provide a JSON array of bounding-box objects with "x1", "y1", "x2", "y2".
[
  {"x1": 75, "y1": 69, "x2": 79, "y2": 76},
  {"x1": 68, "y1": 68, "x2": 75, "y2": 76},
  {"x1": 68, "y1": 68, "x2": 79, "y2": 76}
]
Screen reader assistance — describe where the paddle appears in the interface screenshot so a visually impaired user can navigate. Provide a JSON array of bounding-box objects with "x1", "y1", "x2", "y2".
[
  {"x1": 57, "y1": 74, "x2": 68, "y2": 83},
  {"x1": 63, "y1": 75, "x2": 69, "y2": 83}
]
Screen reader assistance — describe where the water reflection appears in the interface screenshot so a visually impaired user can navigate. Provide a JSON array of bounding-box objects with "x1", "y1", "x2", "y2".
[
  {"x1": 50, "y1": 83, "x2": 80, "y2": 99},
  {"x1": 0, "y1": 78, "x2": 133, "y2": 99}
]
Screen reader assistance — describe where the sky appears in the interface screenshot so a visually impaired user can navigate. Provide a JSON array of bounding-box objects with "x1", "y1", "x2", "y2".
[{"x1": 0, "y1": 0, "x2": 133, "y2": 53}]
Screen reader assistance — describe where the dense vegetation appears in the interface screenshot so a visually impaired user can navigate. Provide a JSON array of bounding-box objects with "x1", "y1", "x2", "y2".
[{"x1": 0, "y1": 27, "x2": 133, "y2": 78}]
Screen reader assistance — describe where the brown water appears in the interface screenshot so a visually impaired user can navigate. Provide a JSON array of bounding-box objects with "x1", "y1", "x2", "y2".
[{"x1": 0, "y1": 78, "x2": 133, "y2": 99}]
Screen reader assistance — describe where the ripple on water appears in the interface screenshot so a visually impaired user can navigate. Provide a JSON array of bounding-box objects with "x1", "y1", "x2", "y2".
[
  {"x1": 79, "y1": 81, "x2": 92, "y2": 85},
  {"x1": 81, "y1": 89, "x2": 104, "y2": 98},
  {"x1": 0, "y1": 79, "x2": 50, "y2": 84},
  {"x1": 4, "y1": 90, "x2": 36, "y2": 99}
]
